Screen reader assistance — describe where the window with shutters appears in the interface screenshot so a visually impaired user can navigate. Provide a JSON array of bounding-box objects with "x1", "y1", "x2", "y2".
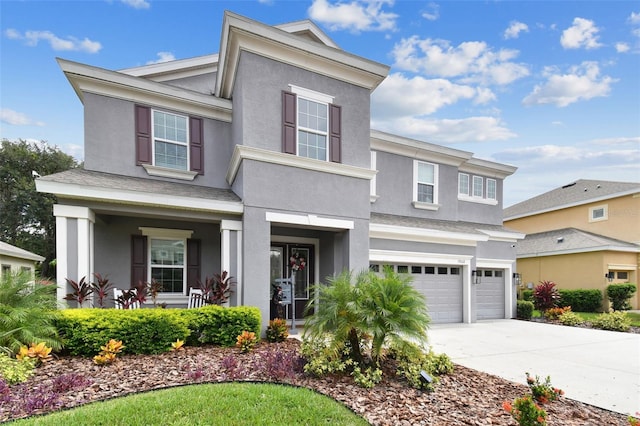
[
  {"x1": 139, "y1": 228, "x2": 193, "y2": 296},
  {"x1": 282, "y1": 85, "x2": 341, "y2": 163},
  {"x1": 135, "y1": 105, "x2": 203, "y2": 180}
]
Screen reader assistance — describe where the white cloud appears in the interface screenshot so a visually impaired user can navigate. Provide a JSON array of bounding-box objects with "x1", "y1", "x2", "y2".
[
  {"x1": 0, "y1": 108, "x2": 45, "y2": 126},
  {"x1": 421, "y1": 3, "x2": 439, "y2": 21},
  {"x1": 5, "y1": 29, "x2": 102, "y2": 53},
  {"x1": 391, "y1": 37, "x2": 529, "y2": 86},
  {"x1": 308, "y1": 0, "x2": 398, "y2": 32},
  {"x1": 121, "y1": 0, "x2": 150, "y2": 9},
  {"x1": 372, "y1": 115, "x2": 517, "y2": 144},
  {"x1": 629, "y1": 12, "x2": 640, "y2": 25},
  {"x1": 522, "y1": 62, "x2": 616, "y2": 107},
  {"x1": 561, "y1": 17, "x2": 603, "y2": 49},
  {"x1": 504, "y1": 21, "x2": 529, "y2": 39},
  {"x1": 146, "y1": 52, "x2": 176, "y2": 64},
  {"x1": 615, "y1": 42, "x2": 630, "y2": 53},
  {"x1": 371, "y1": 73, "x2": 490, "y2": 117}
]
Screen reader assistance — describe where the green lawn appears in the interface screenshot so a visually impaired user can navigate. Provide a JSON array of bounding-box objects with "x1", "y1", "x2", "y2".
[{"x1": 11, "y1": 383, "x2": 369, "y2": 426}]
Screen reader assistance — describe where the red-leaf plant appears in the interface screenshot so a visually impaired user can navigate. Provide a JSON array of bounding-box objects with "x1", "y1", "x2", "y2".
[
  {"x1": 114, "y1": 289, "x2": 136, "y2": 309},
  {"x1": 533, "y1": 280, "x2": 561, "y2": 312},
  {"x1": 132, "y1": 280, "x2": 148, "y2": 305},
  {"x1": 90, "y1": 273, "x2": 114, "y2": 308},
  {"x1": 196, "y1": 271, "x2": 236, "y2": 305},
  {"x1": 63, "y1": 276, "x2": 93, "y2": 307}
]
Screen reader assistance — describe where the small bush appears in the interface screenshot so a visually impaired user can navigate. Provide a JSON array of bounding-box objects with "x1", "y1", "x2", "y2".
[
  {"x1": 558, "y1": 311, "x2": 583, "y2": 326},
  {"x1": 517, "y1": 300, "x2": 534, "y2": 320},
  {"x1": 526, "y1": 373, "x2": 563, "y2": 404},
  {"x1": 351, "y1": 366, "x2": 382, "y2": 389},
  {"x1": 236, "y1": 331, "x2": 258, "y2": 353},
  {"x1": 390, "y1": 343, "x2": 453, "y2": 391},
  {"x1": 0, "y1": 353, "x2": 35, "y2": 385},
  {"x1": 503, "y1": 396, "x2": 547, "y2": 426},
  {"x1": 558, "y1": 289, "x2": 602, "y2": 313},
  {"x1": 182, "y1": 305, "x2": 261, "y2": 347},
  {"x1": 266, "y1": 318, "x2": 289, "y2": 343},
  {"x1": 300, "y1": 336, "x2": 349, "y2": 377},
  {"x1": 521, "y1": 290, "x2": 533, "y2": 302},
  {"x1": 533, "y1": 281, "x2": 560, "y2": 312},
  {"x1": 544, "y1": 306, "x2": 571, "y2": 321},
  {"x1": 606, "y1": 283, "x2": 637, "y2": 311},
  {"x1": 590, "y1": 311, "x2": 631, "y2": 332}
]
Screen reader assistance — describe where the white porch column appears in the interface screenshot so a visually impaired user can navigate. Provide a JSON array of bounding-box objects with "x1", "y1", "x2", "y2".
[
  {"x1": 53, "y1": 205, "x2": 95, "y2": 306},
  {"x1": 221, "y1": 220, "x2": 243, "y2": 305}
]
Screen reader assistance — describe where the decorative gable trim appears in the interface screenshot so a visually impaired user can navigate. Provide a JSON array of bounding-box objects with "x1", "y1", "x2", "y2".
[
  {"x1": 226, "y1": 145, "x2": 376, "y2": 185},
  {"x1": 58, "y1": 58, "x2": 232, "y2": 122},
  {"x1": 216, "y1": 11, "x2": 389, "y2": 99}
]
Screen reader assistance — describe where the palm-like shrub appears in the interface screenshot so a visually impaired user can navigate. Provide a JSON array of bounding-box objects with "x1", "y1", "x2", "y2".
[
  {"x1": 0, "y1": 272, "x2": 61, "y2": 355},
  {"x1": 303, "y1": 267, "x2": 430, "y2": 368},
  {"x1": 533, "y1": 280, "x2": 560, "y2": 312}
]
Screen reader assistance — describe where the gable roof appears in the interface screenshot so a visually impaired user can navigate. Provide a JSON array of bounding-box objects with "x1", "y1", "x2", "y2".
[
  {"x1": 504, "y1": 179, "x2": 640, "y2": 220},
  {"x1": 516, "y1": 227, "x2": 640, "y2": 258},
  {"x1": 0, "y1": 241, "x2": 45, "y2": 262}
]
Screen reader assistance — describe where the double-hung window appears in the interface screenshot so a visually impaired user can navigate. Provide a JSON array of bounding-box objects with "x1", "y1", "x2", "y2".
[
  {"x1": 298, "y1": 97, "x2": 328, "y2": 161},
  {"x1": 472, "y1": 176, "x2": 484, "y2": 198},
  {"x1": 153, "y1": 110, "x2": 188, "y2": 170},
  {"x1": 140, "y1": 227, "x2": 193, "y2": 296},
  {"x1": 458, "y1": 173, "x2": 470, "y2": 196},
  {"x1": 414, "y1": 161, "x2": 438, "y2": 207},
  {"x1": 486, "y1": 179, "x2": 497, "y2": 200}
]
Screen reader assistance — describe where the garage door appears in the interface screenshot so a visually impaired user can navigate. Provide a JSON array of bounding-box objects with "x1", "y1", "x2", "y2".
[
  {"x1": 408, "y1": 265, "x2": 463, "y2": 324},
  {"x1": 476, "y1": 269, "x2": 505, "y2": 320}
]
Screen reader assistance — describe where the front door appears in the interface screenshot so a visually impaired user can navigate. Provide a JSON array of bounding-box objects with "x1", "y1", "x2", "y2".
[{"x1": 269, "y1": 243, "x2": 314, "y2": 321}]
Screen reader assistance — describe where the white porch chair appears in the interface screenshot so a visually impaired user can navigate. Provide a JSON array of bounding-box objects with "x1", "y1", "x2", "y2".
[
  {"x1": 113, "y1": 288, "x2": 141, "y2": 309},
  {"x1": 188, "y1": 287, "x2": 205, "y2": 309}
]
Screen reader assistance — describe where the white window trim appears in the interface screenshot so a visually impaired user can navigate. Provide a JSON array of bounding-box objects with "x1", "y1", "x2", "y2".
[
  {"x1": 472, "y1": 175, "x2": 483, "y2": 198},
  {"x1": 458, "y1": 174, "x2": 499, "y2": 205},
  {"x1": 370, "y1": 151, "x2": 379, "y2": 203},
  {"x1": 589, "y1": 204, "x2": 608, "y2": 222},
  {"x1": 413, "y1": 160, "x2": 439, "y2": 210},
  {"x1": 289, "y1": 85, "x2": 333, "y2": 162},
  {"x1": 151, "y1": 109, "x2": 190, "y2": 172},
  {"x1": 139, "y1": 227, "x2": 193, "y2": 300},
  {"x1": 486, "y1": 178, "x2": 497, "y2": 200}
]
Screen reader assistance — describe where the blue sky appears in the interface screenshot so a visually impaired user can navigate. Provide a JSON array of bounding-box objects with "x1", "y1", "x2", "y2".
[{"x1": 1, "y1": 0, "x2": 639, "y2": 207}]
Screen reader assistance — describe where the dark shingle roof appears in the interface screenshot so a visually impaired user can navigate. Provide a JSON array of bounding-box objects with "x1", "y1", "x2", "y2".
[
  {"x1": 504, "y1": 179, "x2": 640, "y2": 220},
  {"x1": 38, "y1": 168, "x2": 241, "y2": 203},
  {"x1": 517, "y1": 227, "x2": 639, "y2": 257}
]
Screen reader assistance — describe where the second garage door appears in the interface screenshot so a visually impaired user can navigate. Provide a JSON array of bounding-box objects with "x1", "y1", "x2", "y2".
[{"x1": 476, "y1": 269, "x2": 505, "y2": 320}]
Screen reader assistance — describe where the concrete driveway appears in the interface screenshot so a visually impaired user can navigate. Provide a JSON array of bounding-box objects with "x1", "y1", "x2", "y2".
[{"x1": 427, "y1": 320, "x2": 640, "y2": 416}]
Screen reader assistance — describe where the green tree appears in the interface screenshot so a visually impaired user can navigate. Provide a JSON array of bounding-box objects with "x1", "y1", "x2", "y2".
[
  {"x1": 0, "y1": 139, "x2": 78, "y2": 278},
  {"x1": 0, "y1": 272, "x2": 61, "y2": 355},
  {"x1": 304, "y1": 267, "x2": 430, "y2": 368}
]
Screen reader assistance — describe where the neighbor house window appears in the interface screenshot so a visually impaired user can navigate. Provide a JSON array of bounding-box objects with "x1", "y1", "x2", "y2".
[
  {"x1": 1, "y1": 264, "x2": 11, "y2": 277},
  {"x1": 458, "y1": 173, "x2": 470, "y2": 196},
  {"x1": 414, "y1": 161, "x2": 438, "y2": 205},
  {"x1": 486, "y1": 179, "x2": 497, "y2": 200},
  {"x1": 283, "y1": 86, "x2": 341, "y2": 162},
  {"x1": 472, "y1": 176, "x2": 483, "y2": 197},
  {"x1": 153, "y1": 110, "x2": 188, "y2": 170},
  {"x1": 589, "y1": 205, "x2": 608, "y2": 222},
  {"x1": 617, "y1": 271, "x2": 628, "y2": 280}
]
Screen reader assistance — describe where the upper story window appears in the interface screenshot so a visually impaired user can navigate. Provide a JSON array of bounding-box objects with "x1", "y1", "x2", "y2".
[
  {"x1": 589, "y1": 204, "x2": 608, "y2": 222},
  {"x1": 413, "y1": 161, "x2": 439, "y2": 210},
  {"x1": 282, "y1": 86, "x2": 342, "y2": 163},
  {"x1": 135, "y1": 105, "x2": 203, "y2": 181},
  {"x1": 153, "y1": 110, "x2": 188, "y2": 170},
  {"x1": 458, "y1": 173, "x2": 498, "y2": 205}
]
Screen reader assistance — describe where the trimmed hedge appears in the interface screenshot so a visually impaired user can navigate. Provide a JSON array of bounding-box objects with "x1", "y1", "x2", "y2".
[
  {"x1": 55, "y1": 306, "x2": 261, "y2": 356},
  {"x1": 182, "y1": 305, "x2": 261, "y2": 347},
  {"x1": 558, "y1": 289, "x2": 602, "y2": 313},
  {"x1": 517, "y1": 300, "x2": 534, "y2": 320},
  {"x1": 606, "y1": 283, "x2": 637, "y2": 311},
  {"x1": 521, "y1": 290, "x2": 533, "y2": 302},
  {"x1": 56, "y1": 308, "x2": 191, "y2": 356}
]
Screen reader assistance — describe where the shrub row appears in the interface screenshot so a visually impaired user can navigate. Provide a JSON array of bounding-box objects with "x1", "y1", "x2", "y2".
[
  {"x1": 517, "y1": 300, "x2": 534, "y2": 320},
  {"x1": 55, "y1": 306, "x2": 261, "y2": 356},
  {"x1": 521, "y1": 289, "x2": 602, "y2": 312}
]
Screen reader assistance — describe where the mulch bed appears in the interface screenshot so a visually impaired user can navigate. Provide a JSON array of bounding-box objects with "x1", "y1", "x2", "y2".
[{"x1": 0, "y1": 339, "x2": 631, "y2": 425}]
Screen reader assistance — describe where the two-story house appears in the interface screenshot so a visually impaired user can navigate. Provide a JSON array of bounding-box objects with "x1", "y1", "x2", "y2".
[
  {"x1": 36, "y1": 11, "x2": 523, "y2": 330},
  {"x1": 504, "y1": 179, "x2": 640, "y2": 309}
]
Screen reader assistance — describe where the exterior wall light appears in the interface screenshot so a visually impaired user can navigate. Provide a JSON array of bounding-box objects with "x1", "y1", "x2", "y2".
[
  {"x1": 513, "y1": 272, "x2": 522, "y2": 286},
  {"x1": 605, "y1": 272, "x2": 614, "y2": 282}
]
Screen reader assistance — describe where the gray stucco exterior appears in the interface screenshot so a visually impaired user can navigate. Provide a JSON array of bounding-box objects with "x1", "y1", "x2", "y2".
[{"x1": 37, "y1": 11, "x2": 523, "y2": 331}]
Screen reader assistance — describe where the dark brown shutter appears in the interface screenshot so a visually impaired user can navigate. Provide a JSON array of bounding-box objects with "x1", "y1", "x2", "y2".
[
  {"x1": 186, "y1": 239, "x2": 201, "y2": 290},
  {"x1": 189, "y1": 117, "x2": 204, "y2": 175},
  {"x1": 131, "y1": 235, "x2": 147, "y2": 288},
  {"x1": 282, "y1": 91, "x2": 297, "y2": 155},
  {"x1": 135, "y1": 105, "x2": 152, "y2": 165},
  {"x1": 329, "y1": 103, "x2": 342, "y2": 163}
]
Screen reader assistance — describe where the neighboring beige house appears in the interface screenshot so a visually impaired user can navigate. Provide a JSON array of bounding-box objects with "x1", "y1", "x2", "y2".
[
  {"x1": 0, "y1": 241, "x2": 45, "y2": 279},
  {"x1": 504, "y1": 180, "x2": 640, "y2": 309}
]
